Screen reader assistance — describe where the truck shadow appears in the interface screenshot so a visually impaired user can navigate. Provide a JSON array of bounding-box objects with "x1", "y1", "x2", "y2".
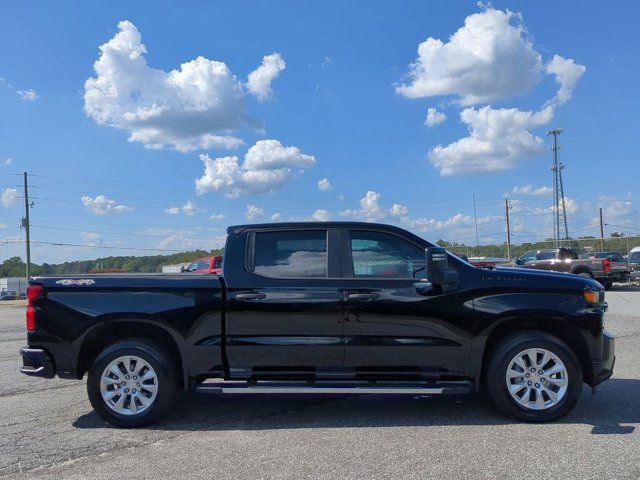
[{"x1": 73, "y1": 378, "x2": 639, "y2": 435}]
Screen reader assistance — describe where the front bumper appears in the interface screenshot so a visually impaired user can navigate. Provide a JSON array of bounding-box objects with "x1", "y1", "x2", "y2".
[
  {"x1": 20, "y1": 347, "x2": 55, "y2": 378},
  {"x1": 591, "y1": 331, "x2": 615, "y2": 387}
]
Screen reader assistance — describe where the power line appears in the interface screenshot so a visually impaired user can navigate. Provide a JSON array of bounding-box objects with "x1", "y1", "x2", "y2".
[
  {"x1": 5, "y1": 239, "x2": 186, "y2": 253},
  {"x1": 27, "y1": 173, "x2": 505, "y2": 207},
  {"x1": 31, "y1": 224, "x2": 220, "y2": 240}
]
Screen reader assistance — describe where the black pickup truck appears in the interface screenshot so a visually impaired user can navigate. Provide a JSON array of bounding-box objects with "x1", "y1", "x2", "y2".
[{"x1": 20, "y1": 222, "x2": 614, "y2": 427}]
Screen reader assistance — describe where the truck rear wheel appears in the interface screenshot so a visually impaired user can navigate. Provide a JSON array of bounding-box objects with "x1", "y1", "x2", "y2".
[
  {"x1": 87, "y1": 340, "x2": 179, "y2": 428},
  {"x1": 486, "y1": 332, "x2": 583, "y2": 422}
]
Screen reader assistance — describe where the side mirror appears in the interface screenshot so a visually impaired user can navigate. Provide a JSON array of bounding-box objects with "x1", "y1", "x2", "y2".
[
  {"x1": 514, "y1": 258, "x2": 522, "y2": 265},
  {"x1": 426, "y1": 247, "x2": 459, "y2": 291}
]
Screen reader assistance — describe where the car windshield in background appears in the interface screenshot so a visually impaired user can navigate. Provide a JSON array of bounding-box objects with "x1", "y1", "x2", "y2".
[{"x1": 629, "y1": 252, "x2": 640, "y2": 263}]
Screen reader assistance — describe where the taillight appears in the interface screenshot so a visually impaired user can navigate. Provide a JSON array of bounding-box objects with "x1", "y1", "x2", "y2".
[
  {"x1": 26, "y1": 285, "x2": 43, "y2": 332},
  {"x1": 603, "y1": 259, "x2": 611, "y2": 274}
]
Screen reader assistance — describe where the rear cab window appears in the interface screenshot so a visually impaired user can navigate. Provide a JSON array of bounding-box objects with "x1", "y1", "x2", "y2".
[{"x1": 250, "y1": 230, "x2": 328, "y2": 278}]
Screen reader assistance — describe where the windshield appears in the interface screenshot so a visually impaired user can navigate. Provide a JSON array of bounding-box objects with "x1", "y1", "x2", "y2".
[{"x1": 629, "y1": 252, "x2": 640, "y2": 263}]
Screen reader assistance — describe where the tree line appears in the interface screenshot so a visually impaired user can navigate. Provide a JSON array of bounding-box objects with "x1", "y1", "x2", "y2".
[{"x1": 0, "y1": 249, "x2": 224, "y2": 277}]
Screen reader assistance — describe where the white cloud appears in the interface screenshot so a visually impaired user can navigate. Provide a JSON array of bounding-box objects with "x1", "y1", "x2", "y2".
[
  {"x1": 389, "y1": 203, "x2": 409, "y2": 217},
  {"x1": 181, "y1": 201, "x2": 200, "y2": 216},
  {"x1": 511, "y1": 185, "x2": 553, "y2": 196},
  {"x1": 84, "y1": 20, "x2": 283, "y2": 153},
  {"x1": 311, "y1": 209, "x2": 331, "y2": 221},
  {"x1": 424, "y1": 108, "x2": 446, "y2": 127},
  {"x1": 210, "y1": 213, "x2": 225, "y2": 220},
  {"x1": 165, "y1": 201, "x2": 202, "y2": 216},
  {"x1": 429, "y1": 105, "x2": 554, "y2": 176},
  {"x1": 158, "y1": 233, "x2": 227, "y2": 251},
  {"x1": 3, "y1": 158, "x2": 12, "y2": 166},
  {"x1": 246, "y1": 53, "x2": 286, "y2": 102},
  {"x1": 1, "y1": 188, "x2": 18, "y2": 207},
  {"x1": 552, "y1": 196, "x2": 578, "y2": 215},
  {"x1": 195, "y1": 139, "x2": 315, "y2": 197},
  {"x1": 246, "y1": 204, "x2": 265, "y2": 220},
  {"x1": 243, "y1": 139, "x2": 315, "y2": 170},
  {"x1": 321, "y1": 56, "x2": 333, "y2": 67},
  {"x1": 317, "y1": 178, "x2": 331, "y2": 191},
  {"x1": 271, "y1": 212, "x2": 282, "y2": 222},
  {"x1": 81, "y1": 232, "x2": 105, "y2": 245},
  {"x1": 545, "y1": 55, "x2": 586, "y2": 105},
  {"x1": 396, "y1": 7, "x2": 543, "y2": 105},
  {"x1": 340, "y1": 191, "x2": 384, "y2": 222},
  {"x1": 400, "y1": 212, "x2": 503, "y2": 233},
  {"x1": 595, "y1": 195, "x2": 638, "y2": 226},
  {"x1": 81, "y1": 194, "x2": 133, "y2": 215},
  {"x1": 17, "y1": 89, "x2": 39, "y2": 101}
]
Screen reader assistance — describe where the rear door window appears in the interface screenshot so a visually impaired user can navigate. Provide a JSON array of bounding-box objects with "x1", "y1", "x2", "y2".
[
  {"x1": 536, "y1": 251, "x2": 557, "y2": 261},
  {"x1": 252, "y1": 230, "x2": 327, "y2": 278}
]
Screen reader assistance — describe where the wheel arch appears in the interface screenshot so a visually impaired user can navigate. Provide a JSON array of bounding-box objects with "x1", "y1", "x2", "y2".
[
  {"x1": 477, "y1": 317, "x2": 592, "y2": 387},
  {"x1": 570, "y1": 266, "x2": 593, "y2": 276},
  {"x1": 77, "y1": 319, "x2": 187, "y2": 389}
]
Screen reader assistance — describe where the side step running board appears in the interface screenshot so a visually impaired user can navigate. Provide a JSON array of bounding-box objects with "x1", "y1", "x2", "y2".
[{"x1": 195, "y1": 380, "x2": 471, "y2": 396}]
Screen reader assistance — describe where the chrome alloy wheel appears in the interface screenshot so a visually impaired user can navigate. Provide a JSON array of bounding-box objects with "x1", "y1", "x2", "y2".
[
  {"x1": 100, "y1": 355, "x2": 158, "y2": 415},
  {"x1": 505, "y1": 348, "x2": 568, "y2": 410}
]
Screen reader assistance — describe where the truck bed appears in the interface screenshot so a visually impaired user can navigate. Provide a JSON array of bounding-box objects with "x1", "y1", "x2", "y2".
[{"x1": 28, "y1": 274, "x2": 225, "y2": 385}]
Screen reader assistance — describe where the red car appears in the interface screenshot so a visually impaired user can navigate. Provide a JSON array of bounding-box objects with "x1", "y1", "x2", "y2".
[{"x1": 184, "y1": 255, "x2": 223, "y2": 275}]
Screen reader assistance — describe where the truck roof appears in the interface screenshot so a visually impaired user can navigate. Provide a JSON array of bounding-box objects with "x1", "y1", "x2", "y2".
[{"x1": 227, "y1": 221, "x2": 417, "y2": 235}]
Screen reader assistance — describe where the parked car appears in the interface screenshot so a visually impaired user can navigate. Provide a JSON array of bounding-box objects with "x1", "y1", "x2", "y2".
[
  {"x1": 183, "y1": 255, "x2": 223, "y2": 275},
  {"x1": 628, "y1": 247, "x2": 640, "y2": 282},
  {"x1": 21, "y1": 222, "x2": 614, "y2": 427},
  {"x1": 0, "y1": 290, "x2": 17, "y2": 301},
  {"x1": 514, "y1": 247, "x2": 627, "y2": 289}
]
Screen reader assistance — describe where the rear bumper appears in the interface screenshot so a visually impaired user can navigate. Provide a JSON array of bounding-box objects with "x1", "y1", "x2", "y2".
[
  {"x1": 590, "y1": 331, "x2": 615, "y2": 387},
  {"x1": 20, "y1": 347, "x2": 55, "y2": 378}
]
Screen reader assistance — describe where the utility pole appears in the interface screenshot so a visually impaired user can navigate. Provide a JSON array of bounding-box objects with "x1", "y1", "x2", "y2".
[
  {"x1": 548, "y1": 128, "x2": 569, "y2": 247},
  {"x1": 22, "y1": 172, "x2": 31, "y2": 281},
  {"x1": 472, "y1": 193, "x2": 480, "y2": 257},
  {"x1": 599, "y1": 207, "x2": 605, "y2": 252},
  {"x1": 505, "y1": 198, "x2": 512, "y2": 261}
]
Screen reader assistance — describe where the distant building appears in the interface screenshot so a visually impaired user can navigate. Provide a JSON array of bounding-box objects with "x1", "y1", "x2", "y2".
[
  {"x1": 1, "y1": 277, "x2": 28, "y2": 296},
  {"x1": 161, "y1": 263, "x2": 189, "y2": 273}
]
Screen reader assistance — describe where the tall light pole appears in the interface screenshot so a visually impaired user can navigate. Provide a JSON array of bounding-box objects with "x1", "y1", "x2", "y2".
[
  {"x1": 505, "y1": 198, "x2": 512, "y2": 261},
  {"x1": 22, "y1": 172, "x2": 32, "y2": 281},
  {"x1": 473, "y1": 193, "x2": 480, "y2": 256},
  {"x1": 548, "y1": 128, "x2": 569, "y2": 247}
]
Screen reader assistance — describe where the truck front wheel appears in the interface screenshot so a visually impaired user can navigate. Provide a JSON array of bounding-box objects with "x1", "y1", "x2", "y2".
[
  {"x1": 486, "y1": 332, "x2": 583, "y2": 422},
  {"x1": 87, "y1": 340, "x2": 179, "y2": 428}
]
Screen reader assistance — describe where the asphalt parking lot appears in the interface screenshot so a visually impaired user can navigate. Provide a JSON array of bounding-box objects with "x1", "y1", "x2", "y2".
[{"x1": 1, "y1": 288, "x2": 639, "y2": 479}]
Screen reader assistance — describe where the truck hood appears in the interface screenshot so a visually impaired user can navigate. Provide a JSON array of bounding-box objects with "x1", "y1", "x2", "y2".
[{"x1": 486, "y1": 266, "x2": 604, "y2": 291}]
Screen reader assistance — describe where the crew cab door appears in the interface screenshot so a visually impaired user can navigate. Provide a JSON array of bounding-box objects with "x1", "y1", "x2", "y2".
[
  {"x1": 224, "y1": 227, "x2": 344, "y2": 378},
  {"x1": 339, "y1": 228, "x2": 473, "y2": 377}
]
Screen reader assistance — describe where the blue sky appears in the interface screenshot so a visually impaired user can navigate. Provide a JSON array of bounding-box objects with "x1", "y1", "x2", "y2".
[{"x1": 1, "y1": 1, "x2": 639, "y2": 263}]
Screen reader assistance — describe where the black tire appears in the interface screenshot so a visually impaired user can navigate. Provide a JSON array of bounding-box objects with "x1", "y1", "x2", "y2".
[
  {"x1": 486, "y1": 331, "x2": 582, "y2": 422},
  {"x1": 603, "y1": 281, "x2": 613, "y2": 290},
  {"x1": 576, "y1": 271, "x2": 593, "y2": 279},
  {"x1": 87, "y1": 340, "x2": 179, "y2": 428}
]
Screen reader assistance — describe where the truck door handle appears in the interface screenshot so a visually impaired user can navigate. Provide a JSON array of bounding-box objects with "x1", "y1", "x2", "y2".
[
  {"x1": 347, "y1": 293, "x2": 379, "y2": 301},
  {"x1": 234, "y1": 293, "x2": 267, "y2": 301}
]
